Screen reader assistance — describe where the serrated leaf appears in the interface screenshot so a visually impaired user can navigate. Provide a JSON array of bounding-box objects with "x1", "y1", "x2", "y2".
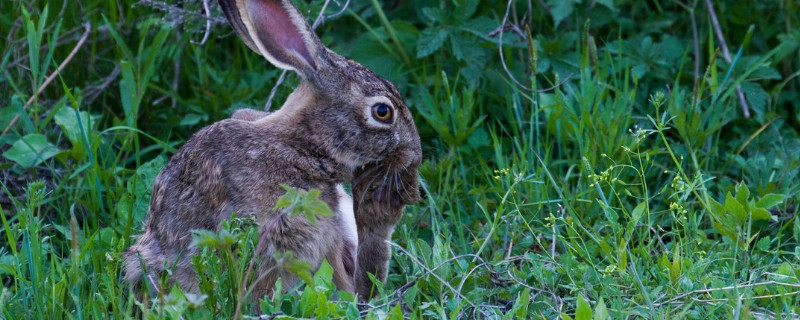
[
  {"x1": 3, "y1": 134, "x2": 62, "y2": 167},
  {"x1": 461, "y1": 17, "x2": 506, "y2": 41},
  {"x1": 275, "y1": 194, "x2": 292, "y2": 209},
  {"x1": 756, "y1": 236, "x2": 770, "y2": 251},
  {"x1": 751, "y1": 66, "x2": 782, "y2": 80},
  {"x1": 594, "y1": 0, "x2": 615, "y2": 11},
  {"x1": 417, "y1": 28, "x2": 449, "y2": 58},
  {"x1": 308, "y1": 200, "x2": 334, "y2": 217},
  {"x1": 420, "y1": 7, "x2": 444, "y2": 23},
  {"x1": 740, "y1": 81, "x2": 768, "y2": 115},
  {"x1": 453, "y1": 0, "x2": 479, "y2": 20},
  {"x1": 755, "y1": 193, "x2": 785, "y2": 209},
  {"x1": 548, "y1": 0, "x2": 576, "y2": 28},
  {"x1": 450, "y1": 32, "x2": 485, "y2": 64}
]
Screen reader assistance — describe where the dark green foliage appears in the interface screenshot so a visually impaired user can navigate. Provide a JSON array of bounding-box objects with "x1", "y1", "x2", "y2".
[{"x1": 1, "y1": 0, "x2": 800, "y2": 318}]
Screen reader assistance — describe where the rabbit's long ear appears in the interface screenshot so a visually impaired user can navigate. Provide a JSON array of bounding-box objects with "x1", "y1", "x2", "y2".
[{"x1": 219, "y1": 0, "x2": 322, "y2": 76}]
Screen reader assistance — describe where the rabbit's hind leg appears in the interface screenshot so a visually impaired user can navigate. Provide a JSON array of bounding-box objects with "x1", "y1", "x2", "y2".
[{"x1": 249, "y1": 214, "x2": 330, "y2": 299}]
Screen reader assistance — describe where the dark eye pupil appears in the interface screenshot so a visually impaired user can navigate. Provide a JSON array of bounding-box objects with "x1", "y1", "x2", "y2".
[{"x1": 376, "y1": 105, "x2": 389, "y2": 117}]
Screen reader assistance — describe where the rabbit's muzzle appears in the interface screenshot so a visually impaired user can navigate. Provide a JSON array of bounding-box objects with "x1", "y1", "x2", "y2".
[{"x1": 352, "y1": 145, "x2": 421, "y2": 208}]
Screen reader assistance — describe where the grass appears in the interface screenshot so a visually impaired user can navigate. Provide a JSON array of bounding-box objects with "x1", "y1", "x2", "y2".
[{"x1": 1, "y1": 0, "x2": 800, "y2": 318}]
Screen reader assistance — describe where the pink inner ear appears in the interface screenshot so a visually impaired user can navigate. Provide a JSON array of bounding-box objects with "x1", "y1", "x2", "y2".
[{"x1": 248, "y1": 0, "x2": 317, "y2": 70}]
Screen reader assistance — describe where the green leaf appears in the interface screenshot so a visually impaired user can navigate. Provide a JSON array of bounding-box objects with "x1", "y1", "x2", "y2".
[
  {"x1": 794, "y1": 218, "x2": 800, "y2": 244},
  {"x1": 54, "y1": 106, "x2": 92, "y2": 159},
  {"x1": 735, "y1": 182, "x2": 750, "y2": 207},
  {"x1": 125, "y1": 156, "x2": 167, "y2": 226},
  {"x1": 453, "y1": 0, "x2": 479, "y2": 20},
  {"x1": 548, "y1": 0, "x2": 576, "y2": 28},
  {"x1": 513, "y1": 288, "x2": 531, "y2": 318},
  {"x1": 755, "y1": 236, "x2": 770, "y2": 251},
  {"x1": 749, "y1": 65, "x2": 782, "y2": 80},
  {"x1": 755, "y1": 193, "x2": 785, "y2": 209},
  {"x1": 417, "y1": 28, "x2": 448, "y2": 58},
  {"x1": 275, "y1": 185, "x2": 334, "y2": 226},
  {"x1": 575, "y1": 295, "x2": 592, "y2": 320},
  {"x1": 54, "y1": 106, "x2": 91, "y2": 145},
  {"x1": 594, "y1": 0, "x2": 616, "y2": 11},
  {"x1": 450, "y1": 32, "x2": 485, "y2": 64},
  {"x1": 420, "y1": 7, "x2": 445, "y2": 23},
  {"x1": 593, "y1": 297, "x2": 609, "y2": 320},
  {"x1": 388, "y1": 303, "x2": 404, "y2": 320},
  {"x1": 191, "y1": 229, "x2": 222, "y2": 248},
  {"x1": 708, "y1": 197, "x2": 725, "y2": 217},
  {"x1": 751, "y1": 208, "x2": 773, "y2": 221},
  {"x1": 313, "y1": 259, "x2": 334, "y2": 291},
  {"x1": 3, "y1": 134, "x2": 62, "y2": 167},
  {"x1": 285, "y1": 253, "x2": 314, "y2": 286},
  {"x1": 724, "y1": 192, "x2": 747, "y2": 224},
  {"x1": 631, "y1": 202, "x2": 646, "y2": 224},
  {"x1": 179, "y1": 113, "x2": 204, "y2": 126},
  {"x1": 741, "y1": 81, "x2": 769, "y2": 115}
]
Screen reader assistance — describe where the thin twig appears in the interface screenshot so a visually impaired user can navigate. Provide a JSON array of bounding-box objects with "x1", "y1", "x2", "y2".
[
  {"x1": 704, "y1": 0, "x2": 751, "y2": 118},
  {"x1": 6, "y1": 25, "x2": 85, "y2": 70},
  {"x1": 311, "y1": 0, "x2": 333, "y2": 29},
  {"x1": 497, "y1": 0, "x2": 573, "y2": 93},
  {"x1": 83, "y1": 64, "x2": 122, "y2": 105},
  {"x1": 498, "y1": 0, "x2": 530, "y2": 90},
  {"x1": 1, "y1": 22, "x2": 92, "y2": 137},
  {"x1": 264, "y1": 71, "x2": 288, "y2": 111},
  {"x1": 325, "y1": 0, "x2": 351, "y2": 20},
  {"x1": 191, "y1": 0, "x2": 211, "y2": 45}
]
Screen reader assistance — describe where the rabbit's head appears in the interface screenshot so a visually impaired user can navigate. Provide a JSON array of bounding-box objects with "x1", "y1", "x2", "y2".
[{"x1": 219, "y1": 0, "x2": 421, "y2": 206}]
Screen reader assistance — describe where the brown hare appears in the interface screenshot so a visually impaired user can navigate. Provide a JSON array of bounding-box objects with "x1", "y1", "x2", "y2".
[{"x1": 123, "y1": 0, "x2": 421, "y2": 301}]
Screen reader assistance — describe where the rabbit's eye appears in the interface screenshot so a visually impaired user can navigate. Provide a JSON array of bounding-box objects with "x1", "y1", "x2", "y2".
[{"x1": 371, "y1": 103, "x2": 393, "y2": 123}]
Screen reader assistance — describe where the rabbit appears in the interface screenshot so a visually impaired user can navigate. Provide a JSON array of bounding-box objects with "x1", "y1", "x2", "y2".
[{"x1": 122, "y1": 0, "x2": 422, "y2": 301}]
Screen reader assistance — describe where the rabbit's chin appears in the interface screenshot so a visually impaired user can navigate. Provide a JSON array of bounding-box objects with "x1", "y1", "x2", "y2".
[
  {"x1": 353, "y1": 163, "x2": 420, "y2": 208},
  {"x1": 374, "y1": 186, "x2": 417, "y2": 207}
]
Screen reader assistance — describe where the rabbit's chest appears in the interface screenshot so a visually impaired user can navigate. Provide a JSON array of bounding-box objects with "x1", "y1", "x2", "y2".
[{"x1": 335, "y1": 184, "x2": 358, "y2": 247}]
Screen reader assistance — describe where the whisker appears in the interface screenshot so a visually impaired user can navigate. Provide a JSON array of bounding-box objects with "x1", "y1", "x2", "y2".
[
  {"x1": 353, "y1": 165, "x2": 380, "y2": 185},
  {"x1": 358, "y1": 170, "x2": 382, "y2": 205}
]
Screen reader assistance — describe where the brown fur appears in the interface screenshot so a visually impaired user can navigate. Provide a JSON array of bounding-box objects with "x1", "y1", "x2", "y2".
[{"x1": 124, "y1": 0, "x2": 421, "y2": 302}]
